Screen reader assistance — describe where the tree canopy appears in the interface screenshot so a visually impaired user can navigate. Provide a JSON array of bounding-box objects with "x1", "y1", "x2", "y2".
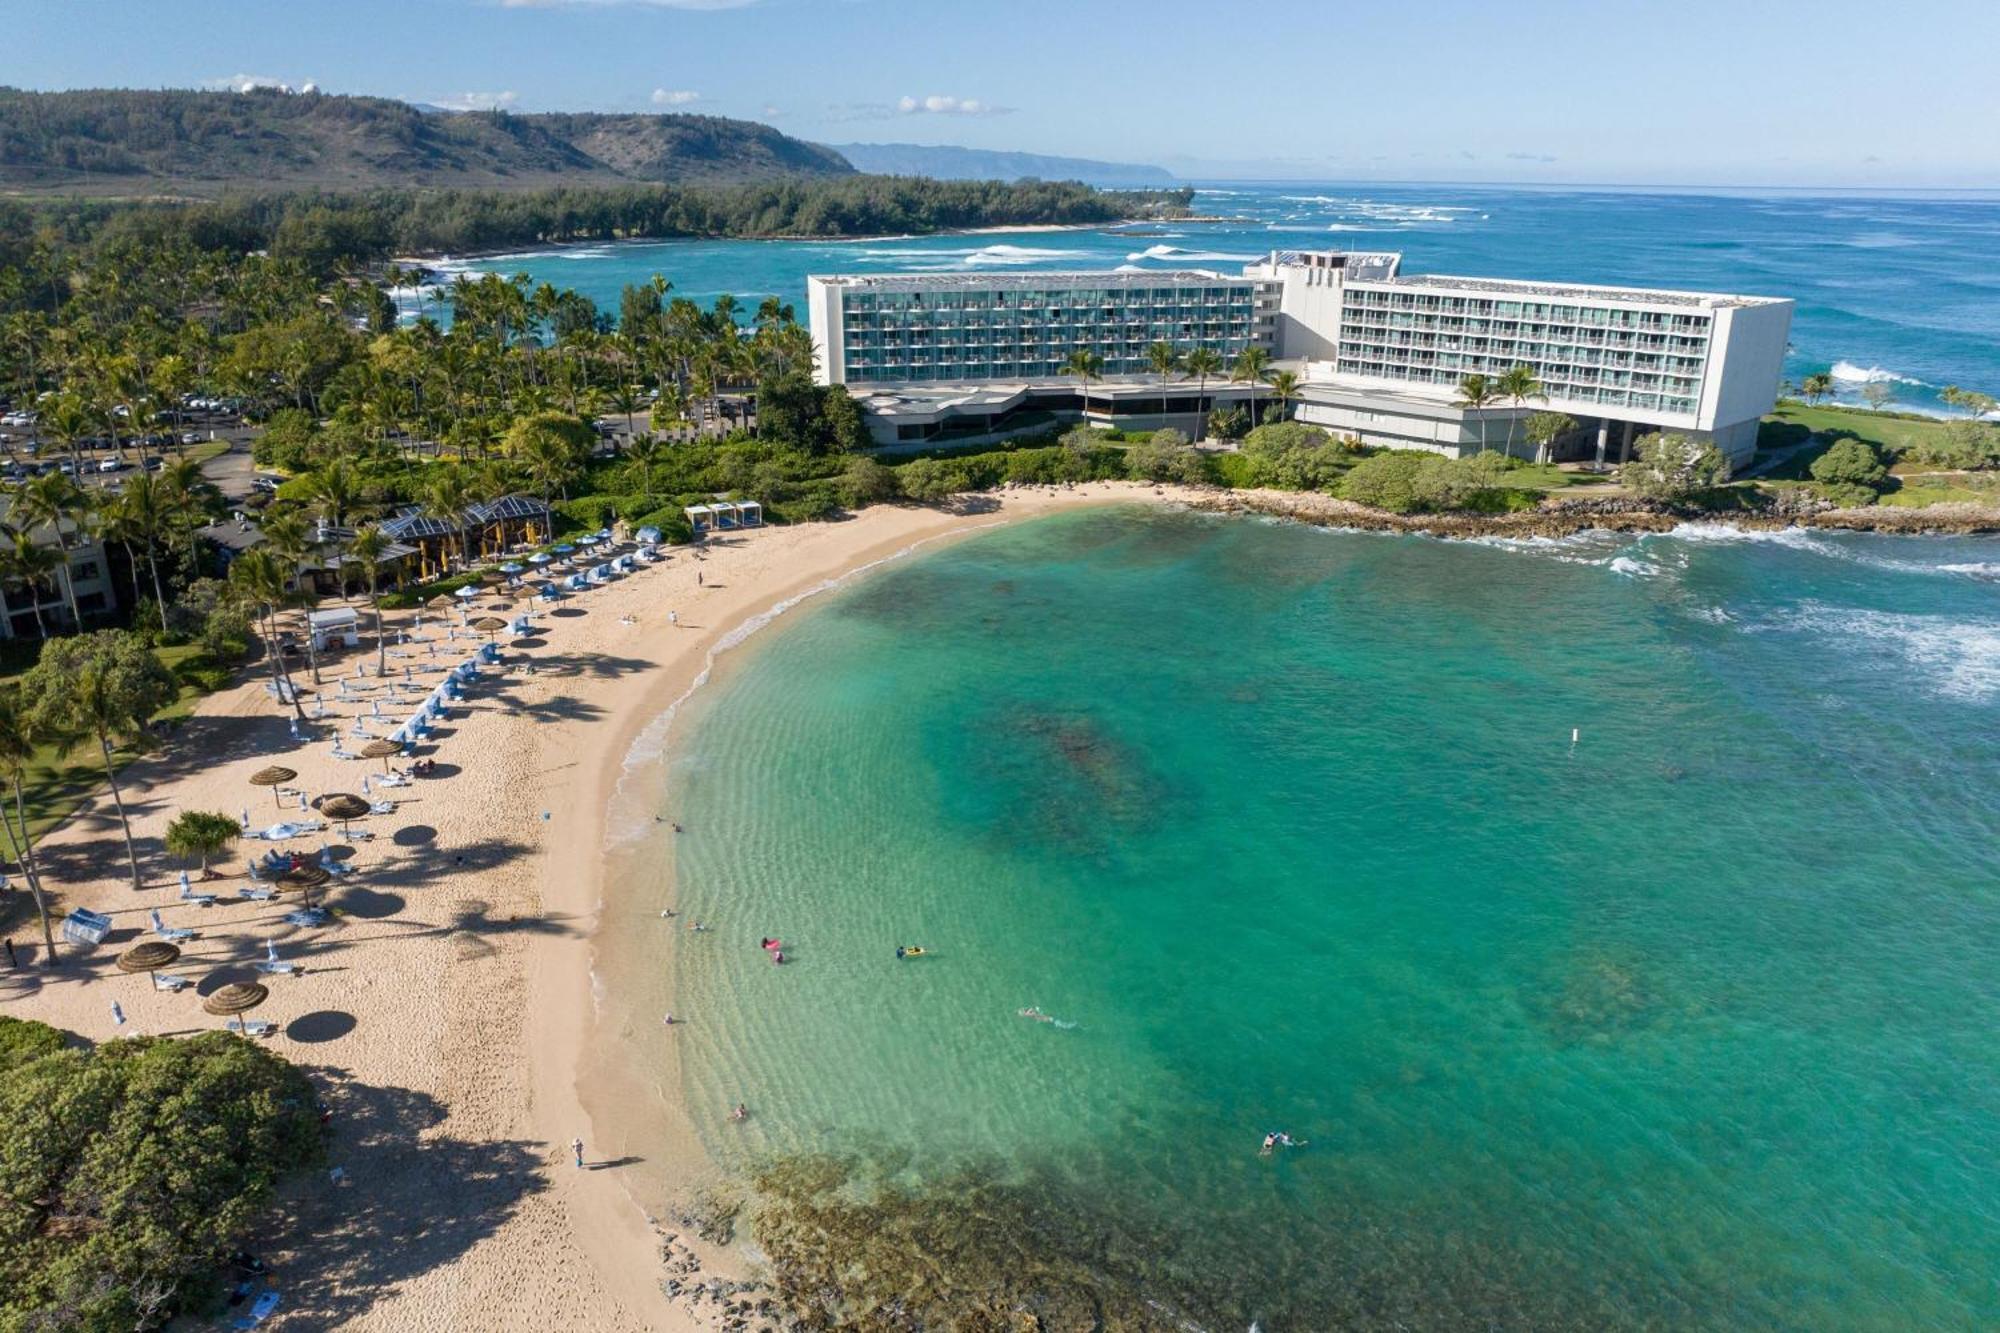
[{"x1": 0, "y1": 1020, "x2": 327, "y2": 1329}]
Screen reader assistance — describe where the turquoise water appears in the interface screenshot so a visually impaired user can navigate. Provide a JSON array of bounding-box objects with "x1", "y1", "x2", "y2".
[
  {"x1": 440, "y1": 184, "x2": 2000, "y2": 414},
  {"x1": 660, "y1": 510, "x2": 2000, "y2": 1329}
]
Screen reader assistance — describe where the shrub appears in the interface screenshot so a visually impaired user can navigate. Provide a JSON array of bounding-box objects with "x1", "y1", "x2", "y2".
[
  {"x1": 1339, "y1": 452, "x2": 1427, "y2": 512},
  {"x1": 1209, "y1": 451, "x2": 1259, "y2": 489},
  {"x1": 1809, "y1": 438, "x2": 1888, "y2": 499},
  {"x1": 1618, "y1": 432, "x2": 1731, "y2": 501},
  {"x1": 0, "y1": 1028, "x2": 328, "y2": 1328},
  {"x1": 1903, "y1": 420, "x2": 2000, "y2": 470},
  {"x1": 1241, "y1": 422, "x2": 1349, "y2": 490},
  {"x1": 0, "y1": 1016, "x2": 64, "y2": 1070},
  {"x1": 838, "y1": 456, "x2": 899, "y2": 508},
  {"x1": 1123, "y1": 429, "x2": 1210, "y2": 485}
]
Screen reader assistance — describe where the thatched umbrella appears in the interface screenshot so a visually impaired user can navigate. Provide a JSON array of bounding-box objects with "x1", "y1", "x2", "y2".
[
  {"x1": 280, "y1": 862, "x2": 332, "y2": 908},
  {"x1": 360, "y1": 737, "x2": 404, "y2": 771},
  {"x1": 117, "y1": 941, "x2": 180, "y2": 973},
  {"x1": 249, "y1": 766, "x2": 297, "y2": 808},
  {"x1": 203, "y1": 981, "x2": 270, "y2": 1034},
  {"x1": 425, "y1": 593, "x2": 454, "y2": 611},
  {"x1": 478, "y1": 569, "x2": 507, "y2": 585},
  {"x1": 312, "y1": 793, "x2": 370, "y2": 838},
  {"x1": 473, "y1": 616, "x2": 508, "y2": 643}
]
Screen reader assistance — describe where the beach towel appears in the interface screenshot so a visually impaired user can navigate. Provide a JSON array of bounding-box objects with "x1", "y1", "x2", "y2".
[{"x1": 233, "y1": 1290, "x2": 279, "y2": 1329}]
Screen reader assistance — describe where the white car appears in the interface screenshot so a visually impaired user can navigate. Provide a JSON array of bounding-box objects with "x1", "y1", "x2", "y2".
[{"x1": 97, "y1": 457, "x2": 122, "y2": 473}]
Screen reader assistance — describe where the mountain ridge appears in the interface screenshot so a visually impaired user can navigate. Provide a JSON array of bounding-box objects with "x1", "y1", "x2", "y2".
[{"x1": 0, "y1": 87, "x2": 856, "y2": 196}]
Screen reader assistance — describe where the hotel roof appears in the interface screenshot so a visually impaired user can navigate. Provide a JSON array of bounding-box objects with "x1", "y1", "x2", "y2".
[
  {"x1": 1354, "y1": 272, "x2": 1788, "y2": 310},
  {"x1": 810, "y1": 270, "x2": 1265, "y2": 293}
]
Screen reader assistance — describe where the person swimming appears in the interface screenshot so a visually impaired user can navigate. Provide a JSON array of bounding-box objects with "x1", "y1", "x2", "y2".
[
  {"x1": 771, "y1": 949, "x2": 786, "y2": 965},
  {"x1": 1018, "y1": 1007, "x2": 1054, "y2": 1023},
  {"x1": 729, "y1": 1103, "x2": 748, "y2": 1122}
]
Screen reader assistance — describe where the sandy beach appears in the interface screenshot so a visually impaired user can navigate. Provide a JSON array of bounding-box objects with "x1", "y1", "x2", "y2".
[{"x1": 0, "y1": 483, "x2": 1192, "y2": 1331}]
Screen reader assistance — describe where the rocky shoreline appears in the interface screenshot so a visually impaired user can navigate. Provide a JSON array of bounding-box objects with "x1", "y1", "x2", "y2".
[{"x1": 1184, "y1": 488, "x2": 2000, "y2": 541}]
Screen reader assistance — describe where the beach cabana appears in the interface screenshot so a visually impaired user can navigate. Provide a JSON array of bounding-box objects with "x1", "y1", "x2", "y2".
[
  {"x1": 683, "y1": 503, "x2": 717, "y2": 534},
  {"x1": 635, "y1": 526, "x2": 662, "y2": 545},
  {"x1": 307, "y1": 607, "x2": 362, "y2": 653},
  {"x1": 465, "y1": 494, "x2": 554, "y2": 557}
]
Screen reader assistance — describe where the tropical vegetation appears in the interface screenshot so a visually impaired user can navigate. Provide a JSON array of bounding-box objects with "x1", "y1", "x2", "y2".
[{"x1": 0, "y1": 1017, "x2": 327, "y2": 1330}]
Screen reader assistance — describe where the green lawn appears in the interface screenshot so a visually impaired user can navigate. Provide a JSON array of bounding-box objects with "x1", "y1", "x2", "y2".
[
  {"x1": 1762, "y1": 402, "x2": 1959, "y2": 471},
  {"x1": 0, "y1": 640, "x2": 228, "y2": 864}
]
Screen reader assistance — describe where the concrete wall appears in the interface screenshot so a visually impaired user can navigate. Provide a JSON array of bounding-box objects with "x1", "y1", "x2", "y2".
[
  {"x1": 805, "y1": 278, "x2": 842, "y2": 387},
  {"x1": 1701, "y1": 299, "x2": 1795, "y2": 433}
]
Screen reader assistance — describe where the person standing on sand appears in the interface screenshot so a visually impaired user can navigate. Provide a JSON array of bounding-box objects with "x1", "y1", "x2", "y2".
[
  {"x1": 669, "y1": 610, "x2": 679, "y2": 627},
  {"x1": 572, "y1": 1136, "x2": 585, "y2": 1168},
  {"x1": 4, "y1": 937, "x2": 16, "y2": 969}
]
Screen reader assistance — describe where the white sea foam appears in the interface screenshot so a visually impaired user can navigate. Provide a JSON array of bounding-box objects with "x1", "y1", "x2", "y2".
[
  {"x1": 962, "y1": 244, "x2": 1079, "y2": 267},
  {"x1": 1830, "y1": 360, "x2": 1927, "y2": 386},
  {"x1": 1607, "y1": 555, "x2": 1660, "y2": 578},
  {"x1": 1756, "y1": 604, "x2": 2000, "y2": 702},
  {"x1": 1123, "y1": 243, "x2": 1261, "y2": 264}
]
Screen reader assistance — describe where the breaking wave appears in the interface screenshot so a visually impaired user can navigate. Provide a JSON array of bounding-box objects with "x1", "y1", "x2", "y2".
[
  {"x1": 1123, "y1": 243, "x2": 1261, "y2": 264},
  {"x1": 1830, "y1": 360, "x2": 1927, "y2": 386}
]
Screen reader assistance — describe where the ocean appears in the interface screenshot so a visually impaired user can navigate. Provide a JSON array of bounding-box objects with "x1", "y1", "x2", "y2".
[
  {"x1": 602, "y1": 509, "x2": 2000, "y2": 1330},
  {"x1": 434, "y1": 183, "x2": 2000, "y2": 414}
]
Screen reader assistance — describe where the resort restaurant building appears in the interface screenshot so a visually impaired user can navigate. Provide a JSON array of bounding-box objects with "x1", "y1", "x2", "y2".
[{"x1": 808, "y1": 252, "x2": 1793, "y2": 466}]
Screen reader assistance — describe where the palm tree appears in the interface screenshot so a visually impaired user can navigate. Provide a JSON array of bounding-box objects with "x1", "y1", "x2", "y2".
[
  {"x1": 426, "y1": 468, "x2": 474, "y2": 572},
  {"x1": 346, "y1": 525, "x2": 393, "y2": 678},
  {"x1": 107, "y1": 474, "x2": 173, "y2": 634},
  {"x1": 156, "y1": 455, "x2": 220, "y2": 570},
  {"x1": 1232, "y1": 347, "x2": 1271, "y2": 429},
  {"x1": 164, "y1": 810, "x2": 240, "y2": 879},
  {"x1": 1496, "y1": 364, "x2": 1547, "y2": 459},
  {"x1": 1146, "y1": 341, "x2": 1182, "y2": 422},
  {"x1": 626, "y1": 434, "x2": 664, "y2": 496},
  {"x1": 228, "y1": 548, "x2": 308, "y2": 722},
  {"x1": 10, "y1": 471, "x2": 91, "y2": 628},
  {"x1": 1061, "y1": 350, "x2": 1105, "y2": 422},
  {"x1": 1, "y1": 528, "x2": 61, "y2": 640},
  {"x1": 22, "y1": 630, "x2": 179, "y2": 891},
  {"x1": 0, "y1": 689, "x2": 58, "y2": 964},
  {"x1": 1800, "y1": 372, "x2": 1834, "y2": 406},
  {"x1": 1456, "y1": 373, "x2": 1498, "y2": 456},
  {"x1": 1183, "y1": 348, "x2": 1223, "y2": 442},
  {"x1": 1264, "y1": 370, "x2": 1301, "y2": 423},
  {"x1": 300, "y1": 459, "x2": 365, "y2": 528},
  {"x1": 259, "y1": 512, "x2": 322, "y2": 684}
]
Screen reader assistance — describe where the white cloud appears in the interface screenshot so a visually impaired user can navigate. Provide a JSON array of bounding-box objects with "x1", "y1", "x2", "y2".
[
  {"x1": 430, "y1": 91, "x2": 520, "y2": 111},
  {"x1": 651, "y1": 88, "x2": 702, "y2": 106},
  {"x1": 761, "y1": 105, "x2": 784, "y2": 118},
  {"x1": 204, "y1": 74, "x2": 296, "y2": 93},
  {"x1": 896, "y1": 94, "x2": 1012, "y2": 117}
]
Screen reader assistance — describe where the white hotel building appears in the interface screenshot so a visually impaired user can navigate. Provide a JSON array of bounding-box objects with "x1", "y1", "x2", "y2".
[{"x1": 806, "y1": 252, "x2": 1793, "y2": 467}]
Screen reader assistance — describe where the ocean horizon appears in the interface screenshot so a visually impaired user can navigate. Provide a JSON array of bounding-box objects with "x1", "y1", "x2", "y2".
[{"x1": 429, "y1": 181, "x2": 2000, "y2": 417}]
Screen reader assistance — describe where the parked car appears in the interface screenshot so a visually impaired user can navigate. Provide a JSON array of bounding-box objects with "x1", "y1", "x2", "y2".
[
  {"x1": 97, "y1": 456, "x2": 123, "y2": 473},
  {"x1": 143, "y1": 455, "x2": 166, "y2": 472}
]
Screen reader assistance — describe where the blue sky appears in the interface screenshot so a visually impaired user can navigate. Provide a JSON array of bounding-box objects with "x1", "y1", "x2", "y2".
[{"x1": 5, "y1": 0, "x2": 1996, "y2": 186}]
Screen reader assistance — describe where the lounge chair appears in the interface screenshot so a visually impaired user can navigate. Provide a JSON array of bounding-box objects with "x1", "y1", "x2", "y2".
[
  {"x1": 180, "y1": 874, "x2": 218, "y2": 908},
  {"x1": 226, "y1": 1019, "x2": 276, "y2": 1039},
  {"x1": 152, "y1": 972, "x2": 192, "y2": 993},
  {"x1": 255, "y1": 942, "x2": 301, "y2": 977},
  {"x1": 150, "y1": 910, "x2": 195, "y2": 944},
  {"x1": 368, "y1": 799, "x2": 396, "y2": 815},
  {"x1": 283, "y1": 908, "x2": 328, "y2": 928},
  {"x1": 240, "y1": 886, "x2": 277, "y2": 903}
]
